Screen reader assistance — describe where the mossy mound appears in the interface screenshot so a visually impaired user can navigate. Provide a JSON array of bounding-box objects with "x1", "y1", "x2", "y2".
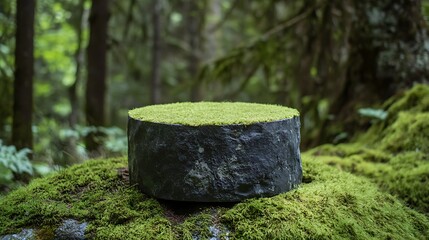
[
  {"x1": 309, "y1": 144, "x2": 429, "y2": 214},
  {"x1": 1, "y1": 156, "x2": 428, "y2": 239},
  {"x1": 383, "y1": 83, "x2": 429, "y2": 118},
  {"x1": 309, "y1": 84, "x2": 429, "y2": 213},
  {"x1": 381, "y1": 112, "x2": 429, "y2": 153},
  {"x1": 128, "y1": 102, "x2": 299, "y2": 126}
]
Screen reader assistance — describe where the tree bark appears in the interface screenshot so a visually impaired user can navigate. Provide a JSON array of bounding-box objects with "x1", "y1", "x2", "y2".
[
  {"x1": 334, "y1": 0, "x2": 429, "y2": 115},
  {"x1": 150, "y1": 0, "x2": 162, "y2": 104},
  {"x1": 85, "y1": 0, "x2": 109, "y2": 156},
  {"x1": 12, "y1": 0, "x2": 36, "y2": 152}
]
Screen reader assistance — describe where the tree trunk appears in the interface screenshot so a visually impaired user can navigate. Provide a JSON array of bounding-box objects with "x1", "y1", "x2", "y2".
[
  {"x1": 186, "y1": 0, "x2": 201, "y2": 101},
  {"x1": 328, "y1": 0, "x2": 429, "y2": 142},
  {"x1": 85, "y1": 0, "x2": 109, "y2": 156},
  {"x1": 150, "y1": 0, "x2": 162, "y2": 104},
  {"x1": 69, "y1": 0, "x2": 86, "y2": 128},
  {"x1": 12, "y1": 0, "x2": 36, "y2": 152},
  {"x1": 334, "y1": 0, "x2": 429, "y2": 114}
]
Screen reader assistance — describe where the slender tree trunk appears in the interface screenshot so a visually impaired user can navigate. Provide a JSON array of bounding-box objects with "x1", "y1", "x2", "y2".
[
  {"x1": 69, "y1": 0, "x2": 86, "y2": 128},
  {"x1": 123, "y1": 0, "x2": 136, "y2": 40},
  {"x1": 85, "y1": 0, "x2": 109, "y2": 156},
  {"x1": 187, "y1": 1, "x2": 201, "y2": 101},
  {"x1": 12, "y1": 0, "x2": 36, "y2": 152},
  {"x1": 150, "y1": 0, "x2": 162, "y2": 104},
  {"x1": 204, "y1": 0, "x2": 221, "y2": 60}
]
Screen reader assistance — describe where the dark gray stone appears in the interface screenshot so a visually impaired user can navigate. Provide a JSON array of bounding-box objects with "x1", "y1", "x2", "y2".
[
  {"x1": 0, "y1": 229, "x2": 35, "y2": 240},
  {"x1": 128, "y1": 116, "x2": 302, "y2": 202},
  {"x1": 54, "y1": 219, "x2": 87, "y2": 240},
  {"x1": 208, "y1": 225, "x2": 230, "y2": 240}
]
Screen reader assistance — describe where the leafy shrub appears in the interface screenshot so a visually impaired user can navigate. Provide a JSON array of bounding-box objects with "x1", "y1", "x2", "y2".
[
  {"x1": 0, "y1": 140, "x2": 33, "y2": 185},
  {"x1": 59, "y1": 125, "x2": 127, "y2": 156}
]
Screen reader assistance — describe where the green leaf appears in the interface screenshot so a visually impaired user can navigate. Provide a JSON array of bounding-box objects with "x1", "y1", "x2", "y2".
[
  {"x1": 33, "y1": 163, "x2": 55, "y2": 176},
  {"x1": 358, "y1": 108, "x2": 388, "y2": 120}
]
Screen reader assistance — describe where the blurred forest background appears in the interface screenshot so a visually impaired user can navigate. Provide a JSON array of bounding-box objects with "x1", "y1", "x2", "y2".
[{"x1": 1, "y1": 0, "x2": 429, "y2": 191}]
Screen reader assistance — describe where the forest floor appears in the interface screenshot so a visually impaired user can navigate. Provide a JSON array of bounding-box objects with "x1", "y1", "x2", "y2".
[{"x1": 0, "y1": 84, "x2": 428, "y2": 239}]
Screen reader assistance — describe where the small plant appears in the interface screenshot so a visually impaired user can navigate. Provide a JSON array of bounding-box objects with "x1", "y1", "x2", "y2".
[
  {"x1": 0, "y1": 140, "x2": 33, "y2": 185},
  {"x1": 358, "y1": 108, "x2": 388, "y2": 121},
  {"x1": 59, "y1": 125, "x2": 128, "y2": 157}
]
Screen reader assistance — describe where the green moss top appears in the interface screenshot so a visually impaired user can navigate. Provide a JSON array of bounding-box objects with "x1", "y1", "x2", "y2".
[{"x1": 128, "y1": 102, "x2": 299, "y2": 126}]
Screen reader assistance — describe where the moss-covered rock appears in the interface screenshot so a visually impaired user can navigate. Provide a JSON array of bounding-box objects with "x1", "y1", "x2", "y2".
[
  {"x1": 128, "y1": 102, "x2": 302, "y2": 202},
  {"x1": 1, "y1": 156, "x2": 428, "y2": 239}
]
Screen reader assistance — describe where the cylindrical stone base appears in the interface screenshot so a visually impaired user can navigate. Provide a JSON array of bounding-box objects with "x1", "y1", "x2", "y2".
[{"x1": 128, "y1": 116, "x2": 302, "y2": 202}]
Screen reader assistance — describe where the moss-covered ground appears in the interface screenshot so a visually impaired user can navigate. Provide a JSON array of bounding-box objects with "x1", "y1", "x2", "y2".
[
  {"x1": 129, "y1": 102, "x2": 299, "y2": 126},
  {"x1": 308, "y1": 84, "x2": 429, "y2": 214},
  {"x1": 1, "y1": 84, "x2": 428, "y2": 239},
  {"x1": 1, "y1": 156, "x2": 428, "y2": 239}
]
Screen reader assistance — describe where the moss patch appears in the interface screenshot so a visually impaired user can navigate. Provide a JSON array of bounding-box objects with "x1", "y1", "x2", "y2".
[
  {"x1": 1, "y1": 156, "x2": 428, "y2": 239},
  {"x1": 128, "y1": 102, "x2": 299, "y2": 126},
  {"x1": 381, "y1": 112, "x2": 429, "y2": 153},
  {"x1": 383, "y1": 83, "x2": 429, "y2": 118},
  {"x1": 223, "y1": 155, "x2": 429, "y2": 239},
  {"x1": 309, "y1": 144, "x2": 429, "y2": 214},
  {"x1": 309, "y1": 84, "x2": 429, "y2": 213}
]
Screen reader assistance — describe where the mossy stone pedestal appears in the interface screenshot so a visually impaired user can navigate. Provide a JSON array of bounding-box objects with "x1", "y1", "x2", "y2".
[{"x1": 128, "y1": 102, "x2": 302, "y2": 202}]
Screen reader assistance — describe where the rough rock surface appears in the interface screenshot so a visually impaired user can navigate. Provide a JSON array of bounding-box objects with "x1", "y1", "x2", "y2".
[
  {"x1": 128, "y1": 116, "x2": 302, "y2": 202},
  {"x1": 0, "y1": 219, "x2": 87, "y2": 240},
  {"x1": 54, "y1": 219, "x2": 87, "y2": 240},
  {"x1": 0, "y1": 229, "x2": 35, "y2": 240}
]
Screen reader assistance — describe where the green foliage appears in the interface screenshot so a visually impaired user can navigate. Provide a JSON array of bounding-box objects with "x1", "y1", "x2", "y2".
[
  {"x1": 62, "y1": 125, "x2": 128, "y2": 156},
  {"x1": 0, "y1": 140, "x2": 33, "y2": 185},
  {"x1": 32, "y1": 120, "x2": 127, "y2": 166},
  {"x1": 0, "y1": 140, "x2": 58, "y2": 190},
  {"x1": 358, "y1": 108, "x2": 388, "y2": 121},
  {"x1": 129, "y1": 102, "x2": 299, "y2": 126}
]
